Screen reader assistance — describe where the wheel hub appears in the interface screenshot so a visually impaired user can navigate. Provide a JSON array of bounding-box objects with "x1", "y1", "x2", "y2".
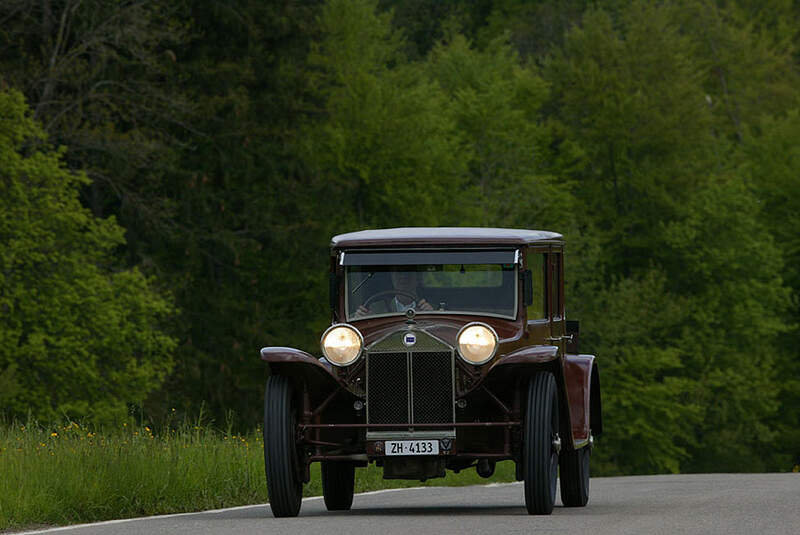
[{"x1": 552, "y1": 434, "x2": 562, "y2": 454}]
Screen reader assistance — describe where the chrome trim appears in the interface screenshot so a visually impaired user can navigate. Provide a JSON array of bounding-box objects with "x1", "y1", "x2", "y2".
[
  {"x1": 544, "y1": 334, "x2": 574, "y2": 343},
  {"x1": 366, "y1": 430, "x2": 455, "y2": 440},
  {"x1": 348, "y1": 309, "x2": 518, "y2": 322},
  {"x1": 407, "y1": 351, "x2": 413, "y2": 429},
  {"x1": 366, "y1": 327, "x2": 452, "y2": 353},
  {"x1": 319, "y1": 323, "x2": 364, "y2": 367},
  {"x1": 365, "y1": 329, "x2": 457, "y2": 440},
  {"x1": 455, "y1": 322, "x2": 499, "y2": 365},
  {"x1": 337, "y1": 246, "x2": 520, "y2": 253}
]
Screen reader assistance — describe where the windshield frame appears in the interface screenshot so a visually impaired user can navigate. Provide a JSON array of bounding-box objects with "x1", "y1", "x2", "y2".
[{"x1": 343, "y1": 250, "x2": 520, "y2": 322}]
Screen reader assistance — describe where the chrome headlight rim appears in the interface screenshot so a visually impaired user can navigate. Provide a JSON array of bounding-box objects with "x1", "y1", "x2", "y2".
[
  {"x1": 456, "y1": 321, "x2": 499, "y2": 365},
  {"x1": 320, "y1": 323, "x2": 364, "y2": 367}
]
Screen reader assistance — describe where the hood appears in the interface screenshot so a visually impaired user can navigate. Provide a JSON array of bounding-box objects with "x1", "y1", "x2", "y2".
[
  {"x1": 359, "y1": 316, "x2": 522, "y2": 348},
  {"x1": 362, "y1": 318, "x2": 462, "y2": 348}
]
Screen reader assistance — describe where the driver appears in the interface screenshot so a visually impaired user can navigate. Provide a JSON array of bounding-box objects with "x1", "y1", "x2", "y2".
[{"x1": 354, "y1": 269, "x2": 434, "y2": 317}]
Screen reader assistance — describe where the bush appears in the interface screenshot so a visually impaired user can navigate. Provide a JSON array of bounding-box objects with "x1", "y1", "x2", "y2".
[{"x1": 0, "y1": 89, "x2": 176, "y2": 422}]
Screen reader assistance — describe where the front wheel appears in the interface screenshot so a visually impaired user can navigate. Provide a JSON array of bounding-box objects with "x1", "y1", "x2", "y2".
[
  {"x1": 523, "y1": 371, "x2": 560, "y2": 515},
  {"x1": 263, "y1": 376, "x2": 303, "y2": 518},
  {"x1": 321, "y1": 461, "x2": 355, "y2": 511}
]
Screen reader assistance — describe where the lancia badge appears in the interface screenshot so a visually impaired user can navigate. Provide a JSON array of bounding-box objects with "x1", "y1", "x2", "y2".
[{"x1": 403, "y1": 332, "x2": 417, "y2": 347}]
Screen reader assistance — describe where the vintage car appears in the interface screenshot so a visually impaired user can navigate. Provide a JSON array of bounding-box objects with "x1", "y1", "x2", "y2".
[{"x1": 260, "y1": 227, "x2": 602, "y2": 517}]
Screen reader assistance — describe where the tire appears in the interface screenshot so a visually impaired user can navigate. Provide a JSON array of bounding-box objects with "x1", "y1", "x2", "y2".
[
  {"x1": 559, "y1": 445, "x2": 590, "y2": 507},
  {"x1": 263, "y1": 376, "x2": 303, "y2": 518},
  {"x1": 321, "y1": 461, "x2": 355, "y2": 511},
  {"x1": 523, "y1": 371, "x2": 559, "y2": 515}
]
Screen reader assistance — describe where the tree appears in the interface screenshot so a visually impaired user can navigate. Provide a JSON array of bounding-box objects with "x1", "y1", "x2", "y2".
[
  {"x1": 304, "y1": 0, "x2": 469, "y2": 229},
  {"x1": 425, "y1": 32, "x2": 580, "y2": 229},
  {"x1": 661, "y1": 174, "x2": 789, "y2": 471},
  {"x1": 545, "y1": 3, "x2": 717, "y2": 276},
  {"x1": 543, "y1": 1, "x2": 793, "y2": 473},
  {"x1": 0, "y1": 0, "x2": 193, "y2": 251},
  {"x1": 584, "y1": 271, "x2": 700, "y2": 474},
  {"x1": 739, "y1": 110, "x2": 800, "y2": 469},
  {"x1": 0, "y1": 89, "x2": 176, "y2": 422}
]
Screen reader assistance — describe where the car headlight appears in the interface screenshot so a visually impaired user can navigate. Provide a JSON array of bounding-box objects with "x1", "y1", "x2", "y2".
[
  {"x1": 321, "y1": 324, "x2": 363, "y2": 366},
  {"x1": 457, "y1": 323, "x2": 498, "y2": 365}
]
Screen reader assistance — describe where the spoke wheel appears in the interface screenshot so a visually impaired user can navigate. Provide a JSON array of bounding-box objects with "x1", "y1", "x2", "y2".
[
  {"x1": 321, "y1": 461, "x2": 355, "y2": 511},
  {"x1": 263, "y1": 376, "x2": 303, "y2": 518},
  {"x1": 559, "y1": 445, "x2": 590, "y2": 507},
  {"x1": 523, "y1": 371, "x2": 559, "y2": 515}
]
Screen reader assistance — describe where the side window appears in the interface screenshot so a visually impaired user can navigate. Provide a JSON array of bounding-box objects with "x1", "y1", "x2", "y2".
[
  {"x1": 550, "y1": 253, "x2": 562, "y2": 319},
  {"x1": 526, "y1": 251, "x2": 546, "y2": 320}
]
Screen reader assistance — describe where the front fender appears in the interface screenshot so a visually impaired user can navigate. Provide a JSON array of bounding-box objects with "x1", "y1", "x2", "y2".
[
  {"x1": 563, "y1": 354, "x2": 602, "y2": 445},
  {"x1": 491, "y1": 344, "x2": 560, "y2": 367},
  {"x1": 481, "y1": 345, "x2": 578, "y2": 445},
  {"x1": 480, "y1": 345, "x2": 560, "y2": 389},
  {"x1": 260, "y1": 347, "x2": 346, "y2": 406}
]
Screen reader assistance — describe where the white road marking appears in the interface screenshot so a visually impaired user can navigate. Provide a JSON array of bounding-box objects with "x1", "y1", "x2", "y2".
[{"x1": 12, "y1": 483, "x2": 522, "y2": 534}]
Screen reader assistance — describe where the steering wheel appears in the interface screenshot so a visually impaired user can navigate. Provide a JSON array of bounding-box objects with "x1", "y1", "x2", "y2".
[{"x1": 362, "y1": 289, "x2": 418, "y2": 309}]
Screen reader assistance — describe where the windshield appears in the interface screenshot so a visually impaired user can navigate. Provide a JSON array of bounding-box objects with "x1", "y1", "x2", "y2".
[{"x1": 345, "y1": 263, "x2": 517, "y2": 320}]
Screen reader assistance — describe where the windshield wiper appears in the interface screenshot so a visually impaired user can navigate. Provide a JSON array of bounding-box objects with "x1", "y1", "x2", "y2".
[{"x1": 350, "y1": 271, "x2": 374, "y2": 294}]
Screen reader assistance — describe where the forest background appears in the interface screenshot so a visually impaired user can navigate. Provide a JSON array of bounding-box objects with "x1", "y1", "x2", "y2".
[{"x1": 1, "y1": 0, "x2": 799, "y2": 477}]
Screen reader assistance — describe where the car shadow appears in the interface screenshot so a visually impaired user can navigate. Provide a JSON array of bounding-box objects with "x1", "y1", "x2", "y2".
[
  {"x1": 221, "y1": 504, "x2": 555, "y2": 519},
  {"x1": 303, "y1": 504, "x2": 531, "y2": 516},
  {"x1": 206, "y1": 500, "x2": 582, "y2": 521}
]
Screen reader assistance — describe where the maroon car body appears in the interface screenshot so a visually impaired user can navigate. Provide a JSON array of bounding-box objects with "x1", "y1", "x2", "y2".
[{"x1": 260, "y1": 228, "x2": 602, "y2": 517}]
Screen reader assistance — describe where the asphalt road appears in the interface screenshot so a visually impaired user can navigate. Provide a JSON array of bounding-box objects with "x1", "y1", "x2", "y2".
[{"x1": 14, "y1": 473, "x2": 800, "y2": 535}]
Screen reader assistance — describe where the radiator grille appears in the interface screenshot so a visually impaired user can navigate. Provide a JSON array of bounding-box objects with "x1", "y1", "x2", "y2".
[
  {"x1": 411, "y1": 351, "x2": 453, "y2": 424},
  {"x1": 366, "y1": 352, "x2": 408, "y2": 425},
  {"x1": 366, "y1": 347, "x2": 454, "y2": 427}
]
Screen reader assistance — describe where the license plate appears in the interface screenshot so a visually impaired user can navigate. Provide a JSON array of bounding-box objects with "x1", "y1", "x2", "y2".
[{"x1": 385, "y1": 440, "x2": 440, "y2": 456}]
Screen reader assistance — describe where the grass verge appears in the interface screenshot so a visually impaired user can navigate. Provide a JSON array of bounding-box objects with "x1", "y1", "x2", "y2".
[{"x1": 0, "y1": 420, "x2": 516, "y2": 531}]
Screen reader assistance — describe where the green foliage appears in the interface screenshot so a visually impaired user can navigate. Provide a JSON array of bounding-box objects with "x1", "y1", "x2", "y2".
[
  {"x1": 544, "y1": 0, "x2": 795, "y2": 473},
  {"x1": 0, "y1": 90, "x2": 176, "y2": 422},
  {"x1": 671, "y1": 0, "x2": 800, "y2": 143},
  {"x1": 586, "y1": 271, "x2": 700, "y2": 474},
  {"x1": 2, "y1": 0, "x2": 799, "y2": 476},
  {"x1": 425, "y1": 32, "x2": 579, "y2": 229},
  {"x1": 0, "y1": 419, "x2": 265, "y2": 530},
  {"x1": 0, "y1": 418, "x2": 518, "y2": 530},
  {"x1": 306, "y1": 0, "x2": 468, "y2": 228},
  {"x1": 546, "y1": 2, "x2": 717, "y2": 273},
  {"x1": 740, "y1": 111, "x2": 800, "y2": 465},
  {"x1": 661, "y1": 175, "x2": 789, "y2": 471}
]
